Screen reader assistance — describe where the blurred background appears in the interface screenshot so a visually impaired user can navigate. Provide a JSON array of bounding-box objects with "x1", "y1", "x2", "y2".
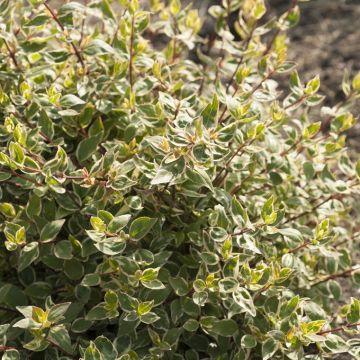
[
  {"x1": 50, "y1": 0, "x2": 360, "y2": 102},
  {"x1": 192, "y1": 0, "x2": 360, "y2": 104},
  {"x1": 50, "y1": 0, "x2": 360, "y2": 140},
  {"x1": 272, "y1": 0, "x2": 360, "y2": 146}
]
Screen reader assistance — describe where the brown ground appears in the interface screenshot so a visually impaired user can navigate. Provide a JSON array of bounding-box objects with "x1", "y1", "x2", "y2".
[
  {"x1": 287, "y1": 0, "x2": 360, "y2": 101},
  {"x1": 283, "y1": 0, "x2": 360, "y2": 149}
]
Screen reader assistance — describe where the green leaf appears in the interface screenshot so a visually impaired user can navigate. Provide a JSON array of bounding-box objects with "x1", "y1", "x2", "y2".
[
  {"x1": 129, "y1": 217, "x2": 157, "y2": 241},
  {"x1": 261, "y1": 196, "x2": 277, "y2": 225},
  {"x1": 183, "y1": 319, "x2": 199, "y2": 332},
  {"x1": 347, "y1": 298, "x2": 360, "y2": 324},
  {"x1": 137, "y1": 301, "x2": 153, "y2": 315},
  {"x1": 40, "y1": 220, "x2": 65, "y2": 243},
  {"x1": 280, "y1": 295, "x2": 300, "y2": 318},
  {"x1": 169, "y1": 0, "x2": 181, "y2": 15},
  {"x1": 54, "y1": 240, "x2": 73, "y2": 259},
  {"x1": 169, "y1": 276, "x2": 191, "y2": 296},
  {"x1": 218, "y1": 277, "x2": 238, "y2": 293},
  {"x1": 76, "y1": 134, "x2": 102, "y2": 163},
  {"x1": 105, "y1": 290, "x2": 118, "y2": 308},
  {"x1": 18, "y1": 242, "x2": 39, "y2": 272},
  {"x1": 301, "y1": 320, "x2": 326, "y2": 334},
  {"x1": 90, "y1": 216, "x2": 106, "y2": 232},
  {"x1": 241, "y1": 334, "x2": 257, "y2": 349},
  {"x1": 0, "y1": 202, "x2": 16, "y2": 217},
  {"x1": 60, "y1": 94, "x2": 85, "y2": 107},
  {"x1": 86, "y1": 305, "x2": 108, "y2": 321},
  {"x1": 48, "y1": 325, "x2": 73, "y2": 355},
  {"x1": 186, "y1": 168, "x2": 214, "y2": 192},
  {"x1": 108, "y1": 215, "x2": 131, "y2": 233},
  {"x1": 151, "y1": 168, "x2": 173, "y2": 185},
  {"x1": 84, "y1": 342, "x2": 102, "y2": 360},
  {"x1": 48, "y1": 302, "x2": 71, "y2": 322},
  {"x1": 84, "y1": 39, "x2": 115, "y2": 56},
  {"x1": 289, "y1": 70, "x2": 303, "y2": 96},
  {"x1": 356, "y1": 160, "x2": 360, "y2": 179},
  {"x1": 82, "y1": 273, "x2": 101, "y2": 287},
  {"x1": 140, "y1": 268, "x2": 159, "y2": 282},
  {"x1": 2, "y1": 349, "x2": 20, "y2": 360},
  {"x1": 327, "y1": 280, "x2": 342, "y2": 301},
  {"x1": 26, "y1": 194, "x2": 42, "y2": 218},
  {"x1": 253, "y1": 0, "x2": 266, "y2": 19},
  {"x1": 9, "y1": 142, "x2": 24, "y2": 164},
  {"x1": 352, "y1": 72, "x2": 360, "y2": 91},
  {"x1": 303, "y1": 122, "x2": 321, "y2": 140},
  {"x1": 93, "y1": 336, "x2": 118, "y2": 360},
  {"x1": 141, "y1": 279, "x2": 165, "y2": 290},
  {"x1": 64, "y1": 259, "x2": 84, "y2": 280},
  {"x1": 305, "y1": 75, "x2": 320, "y2": 95},
  {"x1": 231, "y1": 197, "x2": 249, "y2": 227},
  {"x1": 71, "y1": 318, "x2": 93, "y2": 333},
  {"x1": 201, "y1": 94, "x2": 219, "y2": 128},
  {"x1": 303, "y1": 161, "x2": 315, "y2": 180},
  {"x1": 200, "y1": 252, "x2": 219, "y2": 265},
  {"x1": 140, "y1": 312, "x2": 160, "y2": 324},
  {"x1": 233, "y1": 288, "x2": 256, "y2": 316},
  {"x1": 283, "y1": 5, "x2": 300, "y2": 27},
  {"x1": 24, "y1": 14, "x2": 49, "y2": 27},
  {"x1": 38, "y1": 110, "x2": 54, "y2": 140},
  {"x1": 211, "y1": 319, "x2": 238, "y2": 337},
  {"x1": 262, "y1": 338, "x2": 278, "y2": 360}
]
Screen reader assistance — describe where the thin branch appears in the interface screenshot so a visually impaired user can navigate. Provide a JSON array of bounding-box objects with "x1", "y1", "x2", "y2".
[
  {"x1": 333, "y1": 231, "x2": 360, "y2": 248},
  {"x1": 284, "y1": 94, "x2": 306, "y2": 111},
  {"x1": 262, "y1": 0, "x2": 298, "y2": 57},
  {"x1": 3, "y1": 39, "x2": 20, "y2": 70},
  {"x1": 219, "y1": 0, "x2": 299, "y2": 125},
  {"x1": 262, "y1": 28, "x2": 280, "y2": 57},
  {"x1": 254, "y1": 283, "x2": 272, "y2": 300},
  {"x1": 311, "y1": 266, "x2": 360, "y2": 287},
  {"x1": 9, "y1": 109, "x2": 52, "y2": 144},
  {"x1": 280, "y1": 136, "x2": 302, "y2": 157},
  {"x1": 212, "y1": 142, "x2": 246, "y2": 186},
  {"x1": 1, "y1": 168, "x2": 43, "y2": 186},
  {"x1": 282, "y1": 194, "x2": 335, "y2": 225},
  {"x1": 8, "y1": 169, "x2": 42, "y2": 187},
  {"x1": 219, "y1": 69, "x2": 276, "y2": 125},
  {"x1": 225, "y1": 22, "x2": 257, "y2": 93},
  {"x1": 213, "y1": 117, "x2": 270, "y2": 186},
  {"x1": 44, "y1": 2, "x2": 85, "y2": 68},
  {"x1": 288, "y1": 240, "x2": 311, "y2": 254},
  {"x1": 0, "y1": 346, "x2": 18, "y2": 353},
  {"x1": 232, "y1": 223, "x2": 265, "y2": 237},
  {"x1": 230, "y1": 168, "x2": 267, "y2": 196},
  {"x1": 318, "y1": 321, "x2": 360, "y2": 336},
  {"x1": 248, "y1": 69, "x2": 277, "y2": 97},
  {"x1": 111, "y1": 9, "x2": 127, "y2": 46}
]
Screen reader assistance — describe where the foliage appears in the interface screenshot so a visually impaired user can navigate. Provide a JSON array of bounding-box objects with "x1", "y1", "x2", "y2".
[{"x1": 0, "y1": 0, "x2": 360, "y2": 359}]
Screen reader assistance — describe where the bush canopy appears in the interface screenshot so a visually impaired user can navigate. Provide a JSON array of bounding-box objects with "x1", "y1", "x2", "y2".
[{"x1": 0, "y1": 0, "x2": 360, "y2": 359}]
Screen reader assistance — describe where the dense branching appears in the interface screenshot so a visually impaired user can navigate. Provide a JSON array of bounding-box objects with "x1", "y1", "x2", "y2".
[{"x1": 0, "y1": 0, "x2": 360, "y2": 359}]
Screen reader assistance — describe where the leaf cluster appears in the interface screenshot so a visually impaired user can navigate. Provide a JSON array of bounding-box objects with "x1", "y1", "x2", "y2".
[{"x1": 0, "y1": 0, "x2": 360, "y2": 359}]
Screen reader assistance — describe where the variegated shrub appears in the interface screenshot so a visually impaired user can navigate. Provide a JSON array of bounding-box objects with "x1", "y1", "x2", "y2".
[{"x1": 1, "y1": 0, "x2": 360, "y2": 359}]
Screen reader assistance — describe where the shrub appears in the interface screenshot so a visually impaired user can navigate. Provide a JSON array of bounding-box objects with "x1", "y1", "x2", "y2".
[{"x1": 0, "y1": 0, "x2": 360, "y2": 358}]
